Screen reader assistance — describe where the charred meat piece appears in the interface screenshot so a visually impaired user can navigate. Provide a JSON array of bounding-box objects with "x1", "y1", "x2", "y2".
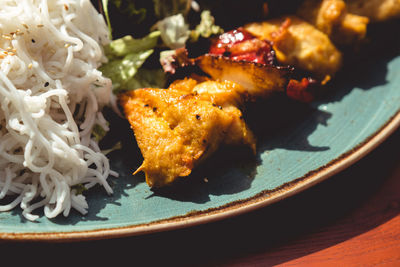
[
  {"x1": 119, "y1": 79, "x2": 256, "y2": 187},
  {"x1": 160, "y1": 44, "x2": 292, "y2": 100},
  {"x1": 195, "y1": 54, "x2": 290, "y2": 100},
  {"x1": 164, "y1": 32, "x2": 317, "y2": 102},
  {"x1": 199, "y1": 27, "x2": 325, "y2": 103}
]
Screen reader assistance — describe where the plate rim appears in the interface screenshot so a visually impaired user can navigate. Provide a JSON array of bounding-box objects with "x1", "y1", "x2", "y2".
[{"x1": 2, "y1": 107, "x2": 400, "y2": 242}]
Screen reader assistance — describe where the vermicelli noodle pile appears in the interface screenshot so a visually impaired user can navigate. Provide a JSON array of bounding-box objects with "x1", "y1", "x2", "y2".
[{"x1": 0, "y1": 0, "x2": 116, "y2": 220}]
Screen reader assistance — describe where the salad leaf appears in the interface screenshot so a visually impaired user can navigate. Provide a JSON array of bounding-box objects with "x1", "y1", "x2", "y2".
[
  {"x1": 100, "y1": 31, "x2": 161, "y2": 92},
  {"x1": 153, "y1": 0, "x2": 192, "y2": 18},
  {"x1": 154, "y1": 14, "x2": 190, "y2": 49},
  {"x1": 101, "y1": 49, "x2": 154, "y2": 92},
  {"x1": 159, "y1": 49, "x2": 178, "y2": 73},
  {"x1": 99, "y1": 1, "x2": 222, "y2": 93},
  {"x1": 104, "y1": 31, "x2": 160, "y2": 58},
  {"x1": 190, "y1": 10, "x2": 223, "y2": 42},
  {"x1": 159, "y1": 48, "x2": 192, "y2": 74},
  {"x1": 125, "y1": 68, "x2": 166, "y2": 90},
  {"x1": 92, "y1": 124, "x2": 108, "y2": 142},
  {"x1": 101, "y1": 0, "x2": 112, "y2": 38}
]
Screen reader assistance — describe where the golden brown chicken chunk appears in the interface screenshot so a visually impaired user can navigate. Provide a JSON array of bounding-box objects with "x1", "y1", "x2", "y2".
[
  {"x1": 119, "y1": 79, "x2": 256, "y2": 187},
  {"x1": 347, "y1": 0, "x2": 400, "y2": 22},
  {"x1": 244, "y1": 16, "x2": 342, "y2": 80},
  {"x1": 297, "y1": 0, "x2": 369, "y2": 45}
]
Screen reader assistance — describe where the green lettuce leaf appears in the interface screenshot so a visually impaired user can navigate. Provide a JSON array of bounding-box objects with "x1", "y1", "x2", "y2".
[
  {"x1": 190, "y1": 10, "x2": 223, "y2": 42},
  {"x1": 104, "y1": 31, "x2": 160, "y2": 58},
  {"x1": 101, "y1": 49, "x2": 153, "y2": 91},
  {"x1": 154, "y1": 14, "x2": 190, "y2": 49},
  {"x1": 100, "y1": 31, "x2": 162, "y2": 92},
  {"x1": 124, "y1": 68, "x2": 166, "y2": 90}
]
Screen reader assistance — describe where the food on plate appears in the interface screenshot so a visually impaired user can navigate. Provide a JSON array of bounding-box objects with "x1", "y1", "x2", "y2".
[
  {"x1": 119, "y1": 78, "x2": 255, "y2": 187},
  {"x1": 195, "y1": 54, "x2": 289, "y2": 99},
  {"x1": 0, "y1": 0, "x2": 114, "y2": 220},
  {"x1": 244, "y1": 16, "x2": 342, "y2": 80},
  {"x1": 113, "y1": 2, "x2": 354, "y2": 187},
  {"x1": 296, "y1": 0, "x2": 369, "y2": 45},
  {"x1": 197, "y1": 27, "x2": 320, "y2": 102},
  {"x1": 165, "y1": 28, "x2": 319, "y2": 103}
]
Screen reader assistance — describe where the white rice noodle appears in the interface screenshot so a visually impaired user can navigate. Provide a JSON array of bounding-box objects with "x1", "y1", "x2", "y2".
[{"x1": 0, "y1": 0, "x2": 116, "y2": 220}]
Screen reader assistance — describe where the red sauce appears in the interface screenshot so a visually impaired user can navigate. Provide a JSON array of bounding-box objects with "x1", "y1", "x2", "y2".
[{"x1": 209, "y1": 28, "x2": 275, "y2": 65}]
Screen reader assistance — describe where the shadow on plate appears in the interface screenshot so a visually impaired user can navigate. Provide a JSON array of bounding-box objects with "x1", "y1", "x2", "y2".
[{"x1": 148, "y1": 95, "x2": 332, "y2": 203}]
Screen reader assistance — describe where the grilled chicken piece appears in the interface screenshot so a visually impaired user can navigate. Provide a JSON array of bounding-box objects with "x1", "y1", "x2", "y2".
[
  {"x1": 297, "y1": 0, "x2": 369, "y2": 45},
  {"x1": 164, "y1": 28, "x2": 320, "y2": 103},
  {"x1": 197, "y1": 28, "x2": 319, "y2": 103},
  {"x1": 195, "y1": 54, "x2": 290, "y2": 99},
  {"x1": 162, "y1": 47, "x2": 291, "y2": 100},
  {"x1": 119, "y1": 79, "x2": 256, "y2": 187},
  {"x1": 244, "y1": 16, "x2": 342, "y2": 80},
  {"x1": 347, "y1": 0, "x2": 400, "y2": 22}
]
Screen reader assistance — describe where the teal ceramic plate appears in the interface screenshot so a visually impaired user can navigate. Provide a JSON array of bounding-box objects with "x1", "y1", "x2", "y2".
[{"x1": 1, "y1": 23, "x2": 400, "y2": 241}]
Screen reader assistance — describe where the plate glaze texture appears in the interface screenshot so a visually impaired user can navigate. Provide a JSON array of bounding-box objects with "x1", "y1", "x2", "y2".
[{"x1": 1, "y1": 22, "x2": 400, "y2": 241}]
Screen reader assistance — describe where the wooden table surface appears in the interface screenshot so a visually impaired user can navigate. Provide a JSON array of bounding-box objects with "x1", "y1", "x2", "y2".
[{"x1": 2, "y1": 128, "x2": 400, "y2": 266}]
